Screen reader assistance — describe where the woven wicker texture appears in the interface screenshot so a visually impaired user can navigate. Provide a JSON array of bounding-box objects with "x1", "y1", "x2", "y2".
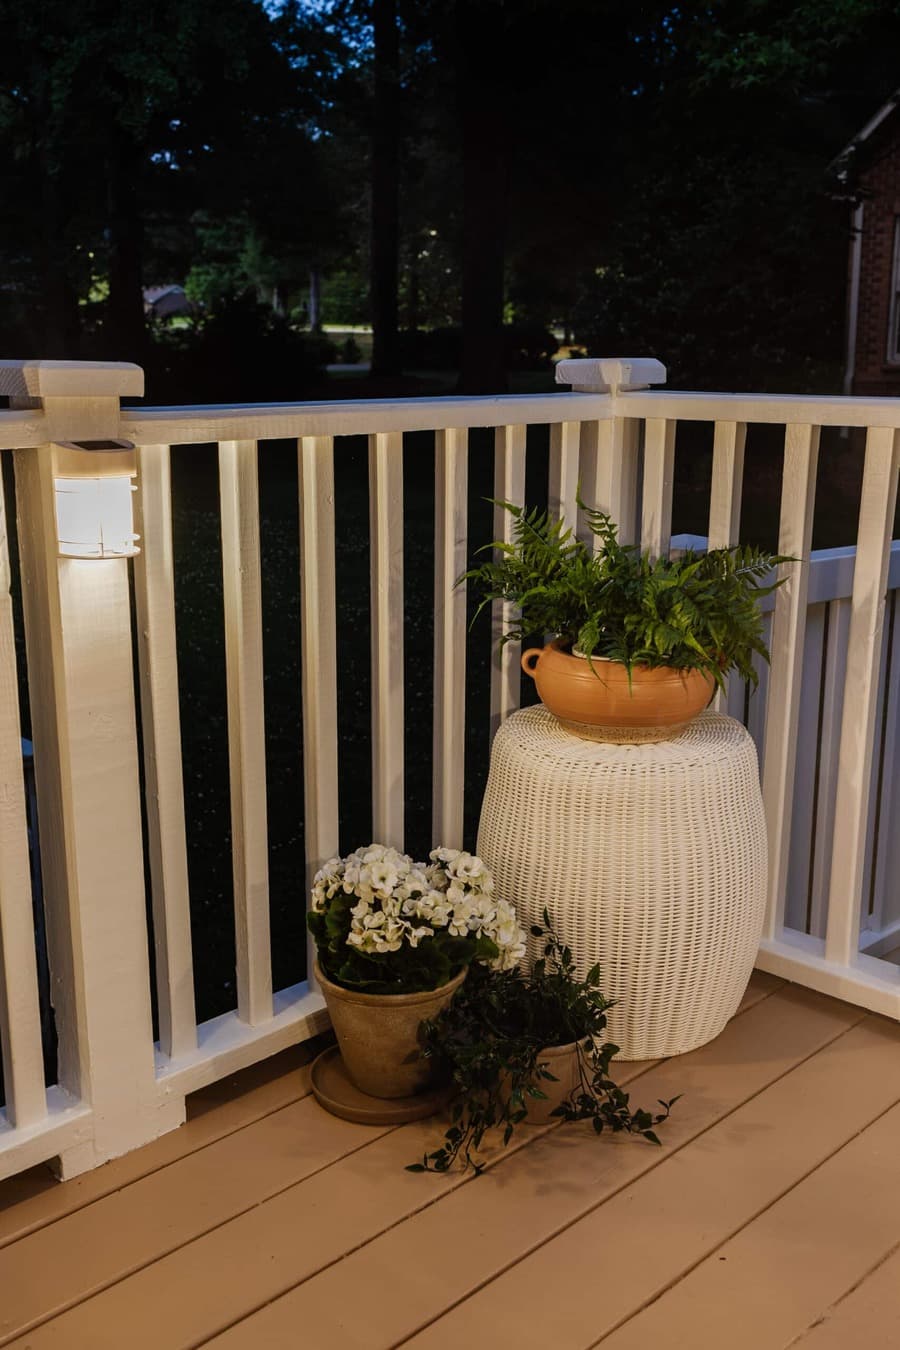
[{"x1": 477, "y1": 706, "x2": 767, "y2": 1059}]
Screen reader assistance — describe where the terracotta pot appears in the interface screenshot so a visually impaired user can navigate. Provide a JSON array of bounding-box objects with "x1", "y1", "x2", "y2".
[
  {"x1": 523, "y1": 1041, "x2": 582, "y2": 1124},
  {"x1": 314, "y1": 962, "x2": 467, "y2": 1099},
  {"x1": 521, "y1": 640, "x2": 715, "y2": 742}
]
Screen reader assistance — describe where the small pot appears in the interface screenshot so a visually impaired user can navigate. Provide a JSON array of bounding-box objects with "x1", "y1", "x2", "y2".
[
  {"x1": 522, "y1": 1041, "x2": 582, "y2": 1124},
  {"x1": 315, "y1": 962, "x2": 467, "y2": 1099},
  {"x1": 521, "y1": 640, "x2": 715, "y2": 742}
]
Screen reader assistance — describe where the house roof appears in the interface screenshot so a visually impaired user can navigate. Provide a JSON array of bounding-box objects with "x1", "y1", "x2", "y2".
[
  {"x1": 832, "y1": 88, "x2": 900, "y2": 177},
  {"x1": 143, "y1": 284, "x2": 186, "y2": 304}
]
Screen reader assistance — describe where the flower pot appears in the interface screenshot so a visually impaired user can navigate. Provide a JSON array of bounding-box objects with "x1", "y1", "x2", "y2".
[
  {"x1": 521, "y1": 640, "x2": 715, "y2": 743},
  {"x1": 523, "y1": 1041, "x2": 582, "y2": 1124},
  {"x1": 315, "y1": 962, "x2": 467, "y2": 1099}
]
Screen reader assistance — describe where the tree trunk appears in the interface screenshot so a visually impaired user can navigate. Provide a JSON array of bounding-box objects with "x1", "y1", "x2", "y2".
[
  {"x1": 106, "y1": 127, "x2": 145, "y2": 359},
  {"x1": 309, "y1": 267, "x2": 322, "y2": 332},
  {"x1": 457, "y1": 0, "x2": 509, "y2": 394},
  {"x1": 39, "y1": 161, "x2": 80, "y2": 357},
  {"x1": 370, "y1": 0, "x2": 401, "y2": 377}
]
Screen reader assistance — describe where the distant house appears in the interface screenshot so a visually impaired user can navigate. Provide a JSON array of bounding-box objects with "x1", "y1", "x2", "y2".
[
  {"x1": 143, "y1": 284, "x2": 193, "y2": 320},
  {"x1": 835, "y1": 91, "x2": 900, "y2": 396}
]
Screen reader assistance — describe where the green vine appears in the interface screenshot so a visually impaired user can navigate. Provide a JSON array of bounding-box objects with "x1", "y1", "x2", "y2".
[{"x1": 408, "y1": 913, "x2": 678, "y2": 1174}]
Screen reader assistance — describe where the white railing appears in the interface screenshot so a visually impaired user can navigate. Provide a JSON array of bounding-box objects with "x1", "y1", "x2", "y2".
[{"x1": 0, "y1": 354, "x2": 897, "y2": 1182}]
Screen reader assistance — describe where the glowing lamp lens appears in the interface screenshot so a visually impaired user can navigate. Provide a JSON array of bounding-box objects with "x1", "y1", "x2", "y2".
[{"x1": 55, "y1": 475, "x2": 139, "y2": 559}]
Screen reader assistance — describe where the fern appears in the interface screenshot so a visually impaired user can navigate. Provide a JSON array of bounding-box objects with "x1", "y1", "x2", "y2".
[{"x1": 460, "y1": 496, "x2": 794, "y2": 688}]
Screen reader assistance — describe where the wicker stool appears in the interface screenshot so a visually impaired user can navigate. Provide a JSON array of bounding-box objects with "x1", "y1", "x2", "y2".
[{"x1": 477, "y1": 706, "x2": 767, "y2": 1059}]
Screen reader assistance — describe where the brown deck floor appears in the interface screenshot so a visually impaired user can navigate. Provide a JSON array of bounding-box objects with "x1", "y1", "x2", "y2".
[{"x1": 2, "y1": 972, "x2": 900, "y2": 1349}]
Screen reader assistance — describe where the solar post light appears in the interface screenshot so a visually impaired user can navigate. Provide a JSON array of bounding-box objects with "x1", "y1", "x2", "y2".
[{"x1": 52, "y1": 439, "x2": 140, "y2": 559}]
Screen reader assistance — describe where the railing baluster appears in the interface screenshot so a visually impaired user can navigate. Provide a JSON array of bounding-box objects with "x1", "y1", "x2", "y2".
[
  {"x1": 133, "y1": 444, "x2": 197, "y2": 1058},
  {"x1": 579, "y1": 418, "x2": 640, "y2": 545},
  {"x1": 491, "y1": 425, "x2": 526, "y2": 739},
  {"x1": 865, "y1": 593, "x2": 900, "y2": 939},
  {"x1": 707, "y1": 421, "x2": 747, "y2": 549},
  {"x1": 825, "y1": 427, "x2": 900, "y2": 965},
  {"x1": 432, "y1": 428, "x2": 468, "y2": 848},
  {"x1": 761, "y1": 423, "x2": 820, "y2": 941},
  {"x1": 807, "y1": 599, "x2": 851, "y2": 938},
  {"x1": 641, "y1": 418, "x2": 676, "y2": 557},
  {"x1": 548, "y1": 421, "x2": 580, "y2": 532},
  {"x1": 369, "y1": 432, "x2": 405, "y2": 849},
  {"x1": 299, "y1": 436, "x2": 339, "y2": 984},
  {"x1": 218, "y1": 439, "x2": 272, "y2": 1026},
  {"x1": 0, "y1": 466, "x2": 46, "y2": 1129},
  {"x1": 708, "y1": 420, "x2": 748, "y2": 713},
  {"x1": 784, "y1": 605, "x2": 827, "y2": 934}
]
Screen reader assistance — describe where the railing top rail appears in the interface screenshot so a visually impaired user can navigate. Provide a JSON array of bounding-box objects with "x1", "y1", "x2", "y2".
[
  {"x1": 616, "y1": 389, "x2": 900, "y2": 429},
  {"x1": 7, "y1": 378, "x2": 900, "y2": 452},
  {"x1": 0, "y1": 390, "x2": 612, "y2": 450},
  {"x1": 0, "y1": 408, "x2": 45, "y2": 450},
  {"x1": 119, "y1": 391, "x2": 613, "y2": 446}
]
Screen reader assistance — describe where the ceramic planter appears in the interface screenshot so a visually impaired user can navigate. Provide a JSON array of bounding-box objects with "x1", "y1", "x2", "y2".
[
  {"x1": 522, "y1": 1041, "x2": 582, "y2": 1124},
  {"x1": 315, "y1": 962, "x2": 467, "y2": 1099},
  {"x1": 521, "y1": 639, "x2": 715, "y2": 742}
]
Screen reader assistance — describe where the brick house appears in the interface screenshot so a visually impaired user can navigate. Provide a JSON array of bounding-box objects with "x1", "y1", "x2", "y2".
[{"x1": 836, "y1": 91, "x2": 900, "y2": 395}]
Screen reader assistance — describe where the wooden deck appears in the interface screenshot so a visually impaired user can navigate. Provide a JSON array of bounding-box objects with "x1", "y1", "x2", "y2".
[{"x1": 2, "y1": 971, "x2": 900, "y2": 1349}]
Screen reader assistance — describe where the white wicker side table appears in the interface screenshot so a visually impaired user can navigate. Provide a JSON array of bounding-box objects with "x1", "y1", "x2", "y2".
[{"x1": 477, "y1": 706, "x2": 767, "y2": 1059}]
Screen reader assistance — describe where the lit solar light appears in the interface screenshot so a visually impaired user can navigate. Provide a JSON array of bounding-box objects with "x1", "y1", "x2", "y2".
[{"x1": 52, "y1": 441, "x2": 140, "y2": 559}]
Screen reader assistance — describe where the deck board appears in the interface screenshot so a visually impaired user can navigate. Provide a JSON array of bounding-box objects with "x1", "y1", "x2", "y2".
[
  {"x1": 599, "y1": 1096, "x2": 900, "y2": 1349},
  {"x1": 400, "y1": 1011, "x2": 900, "y2": 1350},
  {"x1": 0, "y1": 974, "x2": 897, "y2": 1350},
  {"x1": 789, "y1": 1242, "x2": 900, "y2": 1348},
  {"x1": 0, "y1": 1041, "x2": 319, "y2": 1249}
]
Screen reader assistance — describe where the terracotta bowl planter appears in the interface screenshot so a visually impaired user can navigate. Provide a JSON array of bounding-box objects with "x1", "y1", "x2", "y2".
[
  {"x1": 314, "y1": 962, "x2": 467, "y2": 1099},
  {"x1": 521, "y1": 640, "x2": 715, "y2": 743}
]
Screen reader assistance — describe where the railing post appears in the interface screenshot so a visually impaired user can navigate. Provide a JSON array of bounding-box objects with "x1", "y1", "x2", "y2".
[
  {"x1": 2, "y1": 360, "x2": 184, "y2": 1177},
  {"x1": 554, "y1": 358, "x2": 666, "y2": 546}
]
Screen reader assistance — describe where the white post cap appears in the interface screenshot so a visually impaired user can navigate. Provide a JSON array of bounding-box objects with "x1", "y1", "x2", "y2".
[
  {"x1": 554, "y1": 357, "x2": 666, "y2": 395},
  {"x1": 0, "y1": 360, "x2": 144, "y2": 400}
]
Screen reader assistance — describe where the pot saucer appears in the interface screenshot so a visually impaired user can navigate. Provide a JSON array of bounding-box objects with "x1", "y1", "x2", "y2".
[{"x1": 310, "y1": 1045, "x2": 453, "y2": 1125}]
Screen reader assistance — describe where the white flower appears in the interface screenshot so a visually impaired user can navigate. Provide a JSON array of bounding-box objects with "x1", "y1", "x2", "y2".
[
  {"x1": 448, "y1": 851, "x2": 490, "y2": 886},
  {"x1": 430, "y1": 846, "x2": 461, "y2": 865},
  {"x1": 407, "y1": 925, "x2": 434, "y2": 948},
  {"x1": 398, "y1": 868, "x2": 429, "y2": 901},
  {"x1": 448, "y1": 897, "x2": 475, "y2": 937},
  {"x1": 368, "y1": 860, "x2": 401, "y2": 897},
  {"x1": 360, "y1": 844, "x2": 389, "y2": 864},
  {"x1": 425, "y1": 864, "x2": 450, "y2": 892},
  {"x1": 467, "y1": 895, "x2": 497, "y2": 930}
]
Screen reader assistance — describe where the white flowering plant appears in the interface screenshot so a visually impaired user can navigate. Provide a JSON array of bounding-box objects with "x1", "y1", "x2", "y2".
[{"x1": 308, "y1": 844, "x2": 526, "y2": 993}]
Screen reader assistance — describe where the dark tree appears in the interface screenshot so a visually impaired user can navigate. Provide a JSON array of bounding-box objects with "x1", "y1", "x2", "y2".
[
  {"x1": 370, "y1": 0, "x2": 401, "y2": 375},
  {"x1": 456, "y1": 0, "x2": 510, "y2": 393}
]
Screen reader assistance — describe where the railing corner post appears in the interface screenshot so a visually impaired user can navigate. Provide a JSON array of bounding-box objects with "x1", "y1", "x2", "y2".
[
  {"x1": 8, "y1": 360, "x2": 185, "y2": 1177},
  {"x1": 554, "y1": 357, "x2": 666, "y2": 548}
]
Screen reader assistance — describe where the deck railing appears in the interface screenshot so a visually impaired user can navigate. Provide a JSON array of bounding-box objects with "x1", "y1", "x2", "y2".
[{"x1": 0, "y1": 355, "x2": 898, "y2": 1181}]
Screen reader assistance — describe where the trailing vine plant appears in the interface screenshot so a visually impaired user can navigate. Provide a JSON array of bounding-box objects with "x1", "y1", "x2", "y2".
[{"x1": 408, "y1": 913, "x2": 679, "y2": 1174}]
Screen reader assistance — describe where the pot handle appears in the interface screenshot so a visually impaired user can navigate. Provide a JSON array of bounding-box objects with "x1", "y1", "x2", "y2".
[{"x1": 521, "y1": 647, "x2": 543, "y2": 679}]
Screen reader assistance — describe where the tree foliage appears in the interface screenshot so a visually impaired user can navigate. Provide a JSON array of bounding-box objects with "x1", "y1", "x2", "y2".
[{"x1": 2, "y1": 0, "x2": 899, "y2": 390}]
